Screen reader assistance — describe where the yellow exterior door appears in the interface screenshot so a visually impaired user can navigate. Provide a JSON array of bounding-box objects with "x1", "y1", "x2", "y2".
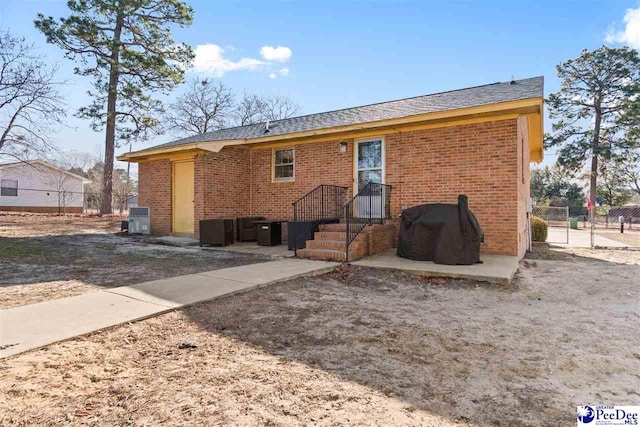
[{"x1": 172, "y1": 160, "x2": 195, "y2": 234}]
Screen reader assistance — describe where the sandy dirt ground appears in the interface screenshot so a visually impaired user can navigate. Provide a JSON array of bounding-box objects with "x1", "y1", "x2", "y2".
[
  {"x1": 594, "y1": 229, "x2": 640, "y2": 246},
  {"x1": 0, "y1": 213, "x2": 272, "y2": 309},
  {"x1": 1, "y1": 245, "x2": 638, "y2": 426},
  {"x1": 0, "y1": 212, "x2": 124, "y2": 237}
]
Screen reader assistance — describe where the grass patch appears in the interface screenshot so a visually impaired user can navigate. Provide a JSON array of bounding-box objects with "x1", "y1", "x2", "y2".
[{"x1": 0, "y1": 240, "x2": 45, "y2": 257}]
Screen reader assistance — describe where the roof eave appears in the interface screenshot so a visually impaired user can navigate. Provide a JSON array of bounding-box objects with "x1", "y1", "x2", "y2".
[{"x1": 118, "y1": 97, "x2": 544, "y2": 162}]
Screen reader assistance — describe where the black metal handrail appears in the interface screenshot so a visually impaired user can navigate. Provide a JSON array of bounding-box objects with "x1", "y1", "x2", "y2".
[
  {"x1": 292, "y1": 184, "x2": 349, "y2": 255},
  {"x1": 344, "y1": 182, "x2": 392, "y2": 261}
]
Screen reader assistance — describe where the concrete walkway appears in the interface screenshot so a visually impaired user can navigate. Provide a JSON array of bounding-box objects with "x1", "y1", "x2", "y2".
[
  {"x1": 0, "y1": 259, "x2": 337, "y2": 359},
  {"x1": 547, "y1": 227, "x2": 630, "y2": 248}
]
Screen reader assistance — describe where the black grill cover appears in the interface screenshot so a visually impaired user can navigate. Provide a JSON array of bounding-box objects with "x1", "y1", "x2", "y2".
[{"x1": 397, "y1": 195, "x2": 484, "y2": 265}]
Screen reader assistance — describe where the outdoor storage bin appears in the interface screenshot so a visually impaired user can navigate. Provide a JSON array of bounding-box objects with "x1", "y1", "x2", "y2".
[
  {"x1": 237, "y1": 216, "x2": 265, "y2": 242},
  {"x1": 199, "y1": 219, "x2": 234, "y2": 246},
  {"x1": 255, "y1": 221, "x2": 283, "y2": 246}
]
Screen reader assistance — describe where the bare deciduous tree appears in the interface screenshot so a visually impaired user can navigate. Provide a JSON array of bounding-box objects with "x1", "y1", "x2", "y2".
[
  {"x1": 233, "y1": 92, "x2": 300, "y2": 127},
  {"x1": 166, "y1": 84, "x2": 302, "y2": 136},
  {"x1": 260, "y1": 95, "x2": 300, "y2": 122},
  {"x1": 0, "y1": 30, "x2": 65, "y2": 162},
  {"x1": 45, "y1": 167, "x2": 80, "y2": 215},
  {"x1": 164, "y1": 78, "x2": 234, "y2": 135},
  {"x1": 54, "y1": 150, "x2": 94, "y2": 177},
  {"x1": 233, "y1": 92, "x2": 265, "y2": 127},
  {"x1": 112, "y1": 168, "x2": 136, "y2": 213}
]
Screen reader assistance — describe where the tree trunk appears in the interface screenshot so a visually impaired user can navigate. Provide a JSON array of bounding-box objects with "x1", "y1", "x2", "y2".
[
  {"x1": 100, "y1": 14, "x2": 124, "y2": 215},
  {"x1": 590, "y1": 103, "x2": 602, "y2": 248}
]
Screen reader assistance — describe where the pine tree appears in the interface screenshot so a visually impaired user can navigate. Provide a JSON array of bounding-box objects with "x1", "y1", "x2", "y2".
[
  {"x1": 546, "y1": 46, "x2": 640, "y2": 227},
  {"x1": 35, "y1": 0, "x2": 194, "y2": 214}
]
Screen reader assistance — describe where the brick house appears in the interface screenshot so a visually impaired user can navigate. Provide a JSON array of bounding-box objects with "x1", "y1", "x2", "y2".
[{"x1": 119, "y1": 77, "x2": 543, "y2": 261}]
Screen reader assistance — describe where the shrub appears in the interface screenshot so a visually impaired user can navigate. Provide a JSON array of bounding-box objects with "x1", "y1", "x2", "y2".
[{"x1": 531, "y1": 215, "x2": 548, "y2": 242}]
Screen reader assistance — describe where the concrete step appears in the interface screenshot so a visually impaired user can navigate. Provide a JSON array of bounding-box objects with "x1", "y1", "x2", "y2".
[
  {"x1": 297, "y1": 248, "x2": 346, "y2": 262},
  {"x1": 297, "y1": 246, "x2": 368, "y2": 262}
]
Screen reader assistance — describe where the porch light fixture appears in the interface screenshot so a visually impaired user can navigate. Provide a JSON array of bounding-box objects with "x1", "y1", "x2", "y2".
[{"x1": 339, "y1": 141, "x2": 348, "y2": 153}]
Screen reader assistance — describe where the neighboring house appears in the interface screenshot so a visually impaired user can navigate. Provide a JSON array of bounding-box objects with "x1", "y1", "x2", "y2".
[
  {"x1": 118, "y1": 77, "x2": 544, "y2": 261},
  {"x1": 127, "y1": 194, "x2": 138, "y2": 208},
  {"x1": 0, "y1": 161, "x2": 91, "y2": 214}
]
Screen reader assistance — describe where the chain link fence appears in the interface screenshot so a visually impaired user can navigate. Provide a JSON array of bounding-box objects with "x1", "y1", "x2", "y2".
[
  {"x1": 590, "y1": 206, "x2": 640, "y2": 248},
  {"x1": 532, "y1": 206, "x2": 569, "y2": 243}
]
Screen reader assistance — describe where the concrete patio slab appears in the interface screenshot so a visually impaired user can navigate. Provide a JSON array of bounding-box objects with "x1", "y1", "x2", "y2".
[
  {"x1": 352, "y1": 248, "x2": 519, "y2": 284},
  {"x1": 0, "y1": 259, "x2": 337, "y2": 359},
  {"x1": 153, "y1": 235, "x2": 199, "y2": 246}
]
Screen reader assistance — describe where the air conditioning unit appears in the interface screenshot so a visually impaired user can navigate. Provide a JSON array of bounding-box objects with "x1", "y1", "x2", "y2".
[{"x1": 129, "y1": 206, "x2": 150, "y2": 235}]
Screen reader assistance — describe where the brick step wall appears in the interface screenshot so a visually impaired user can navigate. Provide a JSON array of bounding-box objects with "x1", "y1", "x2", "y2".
[{"x1": 297, "y1": 222, "x2": 397, "y2": 262}]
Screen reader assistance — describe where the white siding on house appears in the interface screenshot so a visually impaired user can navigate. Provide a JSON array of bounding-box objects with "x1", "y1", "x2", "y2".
[{"x1": 0, "y1": 163, "x2": 87, "y2": 209}]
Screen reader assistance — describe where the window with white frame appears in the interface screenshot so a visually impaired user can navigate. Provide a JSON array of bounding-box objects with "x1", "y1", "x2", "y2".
[
  {"x1": 0, "y1": 179, "x2": 18, "y2": 197},
  {"x1": 273, "y1": 148, "x2": 295, "y2": 181}
]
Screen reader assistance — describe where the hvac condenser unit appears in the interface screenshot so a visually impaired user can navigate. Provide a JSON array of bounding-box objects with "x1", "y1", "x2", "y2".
[{"x1": 129, "y1": 206, "x2": 150, "y2": 235}]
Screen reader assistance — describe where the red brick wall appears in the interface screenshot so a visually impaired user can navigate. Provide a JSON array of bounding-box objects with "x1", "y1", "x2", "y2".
[
  {"x1": 385, "y1": 119, "x2": 520, "y2": 255},
  {"x1": 138, "y1": 159, "x2": 172, "y2": 235},
  {"x1": 247, "y1": 119, "x2": 521, "y2": 255},
  {"x1": 249, "y1": 139, "x2": 355, "y2": 220},
  {"x1": 365, "y1": 223, "x2": 397, "y2": 255},
  {"x1": 138, "y1": 118, "x2": 528, "y2": 256},
  {"x1": 194, "y1": 148, "x2": 251, "y2": 238}
]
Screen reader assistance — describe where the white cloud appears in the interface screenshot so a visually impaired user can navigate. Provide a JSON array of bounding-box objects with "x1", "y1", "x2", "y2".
[
  {"x1": 260, "y1": 45, "x2": 292, "y2": 62},
  {"x1": 605, "y1": 7, "x2": 640, "y2": 49},
  {"x1": 192, "y1": 44, "x2": 264, "y2": 77},
  {"x1": 267, "y1": 68, "x2": 290, "y2": 80}
]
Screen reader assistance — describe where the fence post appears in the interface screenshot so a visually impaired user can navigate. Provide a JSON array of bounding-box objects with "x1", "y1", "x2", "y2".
[
  {"x1": 590, "y1": 206, "x2": 594, "y2": 249},
  {"x1": 566, "y1": 206, "x2": 569, "y2": 244}
]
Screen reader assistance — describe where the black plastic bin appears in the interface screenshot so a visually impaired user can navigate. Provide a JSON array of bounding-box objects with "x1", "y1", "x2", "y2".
[
  {"x1": 199, "y1": 219, "x2": 234, "y2": 246},
  {"x1": 255, "y1": 221, "x2": 283, "y2": 246},
  {"x1": 237, "y1": 216, "x2": 265, "y2": 241}
]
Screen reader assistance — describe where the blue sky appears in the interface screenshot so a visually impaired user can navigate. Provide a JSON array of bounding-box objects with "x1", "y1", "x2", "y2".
[{"x1": 1, "y1": 0, "x2": 639, "y2": 174}]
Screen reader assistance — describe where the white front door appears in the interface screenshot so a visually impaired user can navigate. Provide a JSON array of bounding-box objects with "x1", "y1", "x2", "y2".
[{"x1": 355, "y1": 138, "x2": 386, "y2": 218}]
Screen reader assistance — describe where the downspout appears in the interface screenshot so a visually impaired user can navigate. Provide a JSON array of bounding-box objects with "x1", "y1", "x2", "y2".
[{"x1": 528, "y1": 212, "x2": 532, "y2": 252}]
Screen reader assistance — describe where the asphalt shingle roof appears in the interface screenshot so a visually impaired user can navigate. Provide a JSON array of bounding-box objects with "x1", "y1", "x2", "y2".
[{"x1": 152, "y1": 76, "x2": 543, "y2": 150}]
